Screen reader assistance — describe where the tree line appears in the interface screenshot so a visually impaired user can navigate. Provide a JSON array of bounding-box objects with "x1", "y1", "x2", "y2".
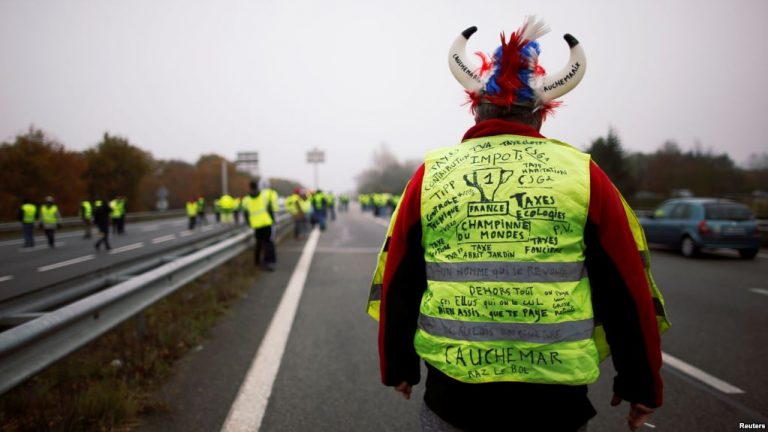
[
  {"x1": 355, "y1": 132, "x2": 768, "y2": 216},
  {"x1": 0, "y1": 127, "x2": 302, "y2": 221}
]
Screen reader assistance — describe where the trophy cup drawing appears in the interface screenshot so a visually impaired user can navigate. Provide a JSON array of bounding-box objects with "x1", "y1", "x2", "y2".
[{"x1": 463, "y1": 168, "x2": 514, "y2": 203}]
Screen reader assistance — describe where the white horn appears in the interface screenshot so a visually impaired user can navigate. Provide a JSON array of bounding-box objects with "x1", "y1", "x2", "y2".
[
  {"x1": 540, "y1": 34, "x2": 587, "y2": 102},
  {"x1": 448, "y1": 26, "x2": 484, "y2": 93}
]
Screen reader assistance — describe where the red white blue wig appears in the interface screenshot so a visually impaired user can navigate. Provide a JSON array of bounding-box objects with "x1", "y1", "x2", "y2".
[{"x1": 448, "y1": 17, "x2": 586, "y2": 118}]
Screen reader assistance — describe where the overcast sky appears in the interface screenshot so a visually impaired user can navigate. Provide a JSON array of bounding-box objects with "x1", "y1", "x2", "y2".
[{"x1": 2, "y1": 0, "x2": 767, "y2": 194}]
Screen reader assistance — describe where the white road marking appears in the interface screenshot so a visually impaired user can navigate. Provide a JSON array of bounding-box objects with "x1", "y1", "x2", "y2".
[
  {"x1": 151, "y1": 234, "x2": 176, "y2": 244},
  {"x1": 179, "y1": 230, "x2": 195, "y2": 237},
  {"x1": 748, "y1": 288, "x2": 768, "y2": 297},
  {"x1": 37, "y1": 255, "x2": 95, "y2": 272},
  {"x1": 662, "y1": 352, "x2": 745, "y2": 394},
  {"x1": 221, "y1": 228, "x2": 320, "y2": 432},
  {"x1": 108, "y1": 242, "x2": 144, "y2": 255},
  {"x1": 141, "y1": 225, "x2": 160, "y2": 232},
  {"x1": 201, "y1": 225, "x2": 214, "y2": 232},
  {"x1": 0, "y1": 275, "x2": 14, "y2": 283}
]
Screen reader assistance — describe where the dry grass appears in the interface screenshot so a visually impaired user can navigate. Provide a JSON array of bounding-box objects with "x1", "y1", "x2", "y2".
[{"x1": 0, "y1": 250, "x2": 258, "y2": 432}]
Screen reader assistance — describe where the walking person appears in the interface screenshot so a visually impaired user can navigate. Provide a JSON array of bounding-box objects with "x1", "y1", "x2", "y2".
[
  {"x1": 368, "y1": 18, "x2": 669, "y2": 431},
  {"x1": 80, "y1": 199, "x2": 93, "y2": 239},
  {"x1": 312, "y1": 189, "x2": 327, "y2": 231},
  {"x1": 93, "y1": 199, "x2": 111, "y2": 251},
  {"x1": 18, "y1": 198, "x2": 37, "y2": 248},
  {"x1": 186, "y1": 198, "x2": 198, "y2": 230},
  {"x1": 246, "y1": 180, "x2": 279, "y2": 271},
  {"x1": 39, "y1": 196, "x2": 61, "y2": 248}
]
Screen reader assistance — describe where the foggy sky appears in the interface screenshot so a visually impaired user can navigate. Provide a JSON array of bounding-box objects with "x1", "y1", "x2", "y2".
[{"x1": 2, "y1": 0, "x2": 767, "y2": 194}]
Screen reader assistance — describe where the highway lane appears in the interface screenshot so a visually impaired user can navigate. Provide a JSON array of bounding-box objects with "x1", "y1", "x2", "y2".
[
  {"x1": 137, "y1": 207, "x2": 767, "y2": 431},
  {"x1": 0, "y1": 217, "x2": 242, "y2": 302}
]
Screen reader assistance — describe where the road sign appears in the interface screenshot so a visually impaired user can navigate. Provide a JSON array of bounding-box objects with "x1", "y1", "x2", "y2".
[
  {"x1": 307, "y1": 149, "x2": 325, "y2": 163},
  {"x1": 236, "y1": 151, "x2": 260, "y2": 178}
]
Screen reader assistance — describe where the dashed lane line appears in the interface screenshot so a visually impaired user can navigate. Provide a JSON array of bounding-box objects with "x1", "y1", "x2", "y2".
[
  {"x1": 221, "y1": 228, "x2": 321, "y2": 432},
  {"x1": 662, "y1": 352, "x2": 745, "y2": 394},
  {"x1": 108, "y1": 242, "x2": 144, "y2": 255},
  {"x1": 0, "y1": 276, "x2": 13, "y2": 283},
  {"x1": 37, "y1": 255, "x2": 95, "y2": 272},
  {"x1": 151, "y1": 234, "x2": 176, "y2": 244},
  {"x1": 179, "y1": 230, "x2": 195, "y2": 237},
  {"x1": 201, "y1": 225, "x2": 214, "y2": 232},
  {"x1": 748, "y1": 288, "x2": 768, "y2": 297},
  {"x1": 141, "y1": 225, "x2": 160, "y2": 232}
]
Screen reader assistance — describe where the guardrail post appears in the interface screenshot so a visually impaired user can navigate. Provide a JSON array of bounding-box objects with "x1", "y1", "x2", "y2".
[{"x1": 134, "y1": 311, "x2": 148, "y2": 341}]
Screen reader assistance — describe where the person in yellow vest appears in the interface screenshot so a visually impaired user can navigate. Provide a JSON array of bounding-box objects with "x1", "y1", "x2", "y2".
[
  {"x1": 285, "y1": 187, "x2": 306, "y2": 239},
  {"x1": 186, "y1": 198, "x2": 199, "y2": 230},
  {"x1": 18, "y1": 198, "x2": 38, "y2": 248},
  {"x1": 247, "y1": 179, "x2": 279, "y2": 270},
  {"x1": 109, "y1": 198, "x2": 120, "y2": 235},
  {"x1": 326, "y1": 191, "x2": 336, "y2": 222},
  {"x1": 311, "y1": 189, "x2": 328, "y2": 231},
  {"x1": 80, "y1": 199, "x2": 93, "y2": 239},
  {"x1": 93, "y1": 199, "x2": 111, "y2": 251},
  {"x1": 117, "y1": 196, "x2": 127, "y2": 234},
  {"x1": 197, "y1": 196, "x2": 208, "y2": 225},
  {"x1": 219, "y1": 194, "x2": 235, "y2": 224},
  {"x1": 367, "y1": 19, "x2": 669, "y2": 432},
  {"x1": 39, "y1": 196, "x2": 61, "y2": 248}
]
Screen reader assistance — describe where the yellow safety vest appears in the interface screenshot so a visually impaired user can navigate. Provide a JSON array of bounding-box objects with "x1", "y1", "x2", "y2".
[
  {"x1": 40, "y1": 204, "x2": 59, "y2": 226},
  {"x1": 247, "y1": 191, "x2": 275, "y2": 229},
  {"x1": 367, "y1": 135, "x2": 670, "y2": 385},
  {"x1": 186, "y1": 201, "x2": 198, "y2": 217},
  {"x1": 81, "y1": 201, "x2": 92, "y2": 219},
  {"x1": 21, "y1": 203, "x2": 37, "y2": 223}
]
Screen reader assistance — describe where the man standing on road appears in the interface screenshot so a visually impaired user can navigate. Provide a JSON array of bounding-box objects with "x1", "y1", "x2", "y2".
[
  {"x1": 186, "y1": 197, "x2": 199, "y2": 230},
  {"x1": 39, "y1": 196, "x2": 61, "y2": 248},
  {"x1": 368, "y1": 18, "x2": 670, "y2": 431},
  {"x1": 80, "y1": 199, "x2": 93, "y2": 239},
  {"x1": 93, "y1": 199, "x2": 111, "y2": 251},
  {"x1": 18, "y1": 198, "x2": 37, "y2": 248},
  {"x1": 246, "y1": 179, "x2": 279, "y2": 271}
]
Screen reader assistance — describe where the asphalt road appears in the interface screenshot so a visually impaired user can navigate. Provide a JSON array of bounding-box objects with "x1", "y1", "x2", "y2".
[
  {"x1": 132, "y1": 206, "x2": 768, "y2": 431},
  {"x1": 0, "y1": 217, "x2": 238, "y2": 303}
]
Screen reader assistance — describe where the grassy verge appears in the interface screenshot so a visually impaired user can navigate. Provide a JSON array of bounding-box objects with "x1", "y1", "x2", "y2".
[{"x1": 0, "y1": 250, "x2": 259, "y2": 431}]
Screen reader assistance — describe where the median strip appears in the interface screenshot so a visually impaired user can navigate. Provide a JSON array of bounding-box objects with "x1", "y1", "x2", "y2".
[
  {"x1": 108, "y1": 242, "x2": 145, "y2": 255},
  {"x1": 151, "y1": 235, "x2": 176, "y2": 244},
  {"x1": 37, "y1": 255, "x2": 95, "y2": 272},
  {"x1": 662, "y1": 351, "x2": 745, "y2": 394}
]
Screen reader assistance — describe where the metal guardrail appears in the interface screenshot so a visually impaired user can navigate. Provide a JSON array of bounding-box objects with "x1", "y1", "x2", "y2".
[
  {"x1": 0, "y1": 209, "x2": 187, "y2": 233},
  {"x1": 0, "y1": 213, "x2": 292, "y2": 395}
]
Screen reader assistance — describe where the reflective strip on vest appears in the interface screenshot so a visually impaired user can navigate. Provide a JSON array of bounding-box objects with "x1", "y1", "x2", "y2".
[
  {"x1": 426, "y1": 261, "x2": 587, "y2": 283},
  {"x1": 419, "y1": 314, "x2": 594, "y2": 343}
]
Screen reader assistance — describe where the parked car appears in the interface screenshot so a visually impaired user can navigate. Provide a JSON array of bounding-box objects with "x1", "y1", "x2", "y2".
[{"x1": 639, "y1": 198, "x2": 761, "y2": 259}]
